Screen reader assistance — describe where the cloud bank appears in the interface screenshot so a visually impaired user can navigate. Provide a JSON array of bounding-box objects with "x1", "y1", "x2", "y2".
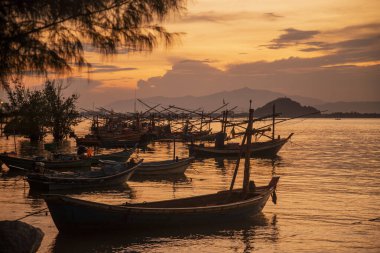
[{"x1": 137, "y1": 23, "x2": 380, "y2": 102}]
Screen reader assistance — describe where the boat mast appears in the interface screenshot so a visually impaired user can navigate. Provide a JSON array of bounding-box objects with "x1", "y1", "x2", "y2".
[
  {"x1": 229, "y1": 131, "x2": 246, "y2": 191},
  {"x1": 221, "y1": 110, "x2": 225, "y2": 132},
  {"x1": 200, "y1": 111, "x2": 203, "y2": 134},
  {"x1": 223, "y1": 109, "x2": 229, "y2": 134},
  {"x1": 173, "y1": 137, "x2": 176, "y2": 161},
  {"x1": 243, "y1": 102, "x2": 254, "y2": 193},
  {"x1": 272, "y1": 103, "x2": 275, "y2": 140},
  {"x1": 134, "y1": 88, "x2": 137, "y2": 114}
]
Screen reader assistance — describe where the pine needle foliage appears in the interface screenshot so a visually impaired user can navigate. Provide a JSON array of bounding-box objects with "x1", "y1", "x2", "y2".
[{"x1": 0, "y1": 0, "x2": 186, "y2": 87}]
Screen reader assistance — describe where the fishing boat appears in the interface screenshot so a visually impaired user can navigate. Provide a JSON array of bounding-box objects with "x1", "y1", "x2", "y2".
[
  {"x1": 26, "y1": 160, "x2": 142, "y2": 191},
  {"x1": 44, "y1": 107, "x2": 280, "y2": 232},
  {"x1": 76, "y1": 135, "x2": 145, "y2": 148},
  {"x1": 134, "y1": 157, "x2": 194, "y2": 175},
  {"x1": 44, "y1": 176, "x2": 278, "y2": 231},
  {"x1": 0, "y1": 153, "x2": 92, "y2": 171},
  {"x1": 75, "y1": 135, "x2": 101, "y2": 146},
  {"x1": 90, "y1": 148, "x2": 135, "y2": 164},
  {"x1": 189, "y1": 133, "x2": 293, "y2": 158}
]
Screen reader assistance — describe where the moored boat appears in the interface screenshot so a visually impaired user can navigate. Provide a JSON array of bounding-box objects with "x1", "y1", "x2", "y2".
[
  {"x1": 43, "y1": 107, "x2": 281, "y2": 233},
  {"x1": 134, "y1": 157, "x2": 194, "y2": 175},
  {"x1": 0, "y1": 153, "x2": 92, "y2": 171},
  {"x1": 27, "y1": 160, "x2": 142, "y2": 191},
  {"x1": 90, "y1": 148, "x2": 135, "y2": 164},
  {"x1": 44, "y1": 176, "x2": 279, "y2": 232},
  {"x1": 189, "y1": 133, "x2": 293, "y2": 158}
]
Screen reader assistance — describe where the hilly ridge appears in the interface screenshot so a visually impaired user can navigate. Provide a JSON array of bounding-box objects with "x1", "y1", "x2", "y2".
[
  {"x1": 105, "y1": 87, "x2": 380, "y2": 113},
  {"x1": 106, "y1": 87, "x2": 323, "y2": 112}
]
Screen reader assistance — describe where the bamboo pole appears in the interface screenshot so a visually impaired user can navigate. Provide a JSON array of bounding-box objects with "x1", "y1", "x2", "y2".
[
  {"x1": 224, "y1": 109, "x2": 229, "y2": 133},
  {"x1": 229, "y1": 131, "x2": 247, "y2": 191},
  {"x1": 243, "y1": 108, "x2": 254, "y2": 193},
  {"x1": 221, "y1": 111, "x2": 225, "y2": 132},
  {"x1": 173, "y1": 137, "x2": 176, "y2": 161},
  {"x1": 272, "y1": 104, "x2": 276, "y2": 140},
  {"x1": 199, "y1": 111, "x2": 203, "y2": 134}
]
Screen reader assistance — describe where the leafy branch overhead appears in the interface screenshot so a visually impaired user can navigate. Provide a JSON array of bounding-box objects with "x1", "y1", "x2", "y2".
[{"x1": 0, "y1": 0, "x2": 186, "y2": 86}]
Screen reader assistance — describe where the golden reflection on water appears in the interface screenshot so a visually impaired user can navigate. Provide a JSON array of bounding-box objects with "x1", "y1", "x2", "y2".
[{"x1": 1, "y1": 119, "x2": 380, "y2": 252}]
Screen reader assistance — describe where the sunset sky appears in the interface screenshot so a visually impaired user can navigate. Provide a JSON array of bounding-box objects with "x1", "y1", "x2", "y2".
[{"x1": 17, "y1": 0, "x2": 380, "y2": 107}]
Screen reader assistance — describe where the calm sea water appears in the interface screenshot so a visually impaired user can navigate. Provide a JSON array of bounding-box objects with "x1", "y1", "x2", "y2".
[{"x1": 1, "y1": 119, "x2": 379, "y2": 253}]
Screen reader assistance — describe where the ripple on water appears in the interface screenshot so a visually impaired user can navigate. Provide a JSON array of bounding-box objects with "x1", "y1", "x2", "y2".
[{"x1": 1, "y1": 119, "x2": 380, "y2": 252}]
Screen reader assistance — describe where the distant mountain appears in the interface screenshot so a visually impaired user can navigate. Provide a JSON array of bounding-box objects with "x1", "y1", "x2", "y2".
[
  {"x1": 106, "y1": 87, "x2": 323, "y2": 112},
  {"x1": 316, "y1": 101, "x2": 380, "y2": 113},
  {"x1": 253, "y1": 98, "x2": 320, "y2": 118}
]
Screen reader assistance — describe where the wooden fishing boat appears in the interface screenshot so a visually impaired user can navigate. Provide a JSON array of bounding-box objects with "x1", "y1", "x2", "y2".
[
  {"x1": 134, "y1": 157, "x2": 194, "y2": 175},
  {"x1": 90, "y1": 148, "x2": 135, "y2": 164},
  {"x1": 76, "y1": 136, "x2": 143, "y2": 148},
  {"x1": 99, "y1": 139, "x2": 146, "y2": 148},
  {"x1": 189, "y1": 133, "x2": 293, "y2": 158},
  {"x1": 76, "y1": 127, "x2": 149, "y2": 148},
  {"x1": 196, "y1": 132, "x2": 219, "y2": 142},
  {"x1": 27, "y1": 160, "x2": 142, "y2": 191},
  {"x1": 75, "y1": 135, "x2": 101, "y2": 146},
  {"x1": 0, "y1": 153, "x2": 92, "y2": 171},
  {"x1": 43, "y1": 107, "x2": 281, "y2": 233},
  {"x1": 44, "y1": 176, "x2": 279, "y2": 232}
]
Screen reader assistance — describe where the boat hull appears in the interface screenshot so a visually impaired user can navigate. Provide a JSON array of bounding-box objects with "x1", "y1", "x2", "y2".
[
  {"x1": 135, "y1": 157, "x2": 194, "y2": 175},
  {"x1": 189, "y1": 134, "x2": 293, "y2": 158},
  {"x1": 0, "y1": 154, "x2": 92, "y2": 171},
  {"x1": 89, "y1": 149, "x2": 134, "y2": 165},
  {"x1": 44, "y1": 177, "x2": 279, "y2": 232},
  {"x1": 27, "y1": 163, "x2": 140, "y2": 191}
]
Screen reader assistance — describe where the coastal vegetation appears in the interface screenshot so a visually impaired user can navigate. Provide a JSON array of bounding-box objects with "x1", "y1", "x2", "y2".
[{"x1": 4, "y1": 80, "x2": 79, "y2": 142}]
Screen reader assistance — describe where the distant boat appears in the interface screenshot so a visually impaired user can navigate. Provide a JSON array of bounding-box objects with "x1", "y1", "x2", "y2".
[
  {"x1": 134, "y1": 157, "x2": 194, "y2": 175},
  {"x1": 44, "y1": 176, "x2": 279, "y2": 231},
  {"x1": 76, "y1": 135, "x2": 146, "y2": 148},
  {"x1": 26, "y1": 160, "x2": 142, "y2": 191},
  {"x1": 189, "y1": 134, "x2": 293, "y2": 158}
]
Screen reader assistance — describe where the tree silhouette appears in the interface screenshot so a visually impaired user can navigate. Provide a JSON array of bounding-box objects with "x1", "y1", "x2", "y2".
[
  {"x1": 5, "y1": 81, "x2": 48, "y2": 142},
  {"x1": 43, "y1": 80, "x2": 80, "y2": 142},
  {"x1": 5, "y1": 80, "x2": 80, "y2": 142},
  {"x1": 0, "y1": 0, "x2": 186, "y2": 87}
]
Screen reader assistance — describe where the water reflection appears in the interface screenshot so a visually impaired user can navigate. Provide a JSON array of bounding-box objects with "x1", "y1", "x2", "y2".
[
  {"x1": 1, "y1": 119, "x2": 380, "y2": 252},
  {"x1": 131, "y1": 174, "x2": 190, "y2": 183},
  {"x1": 27, "y1": 183, "x2": 135, "y2": 199},
  {"x1": 51, "y1": 213, "x2": 277, "y2": 253},
  {"x1": 0, "y1": 168, "x2": 26, "y2": 190},
  {"x1": 130, "y1": 174, "x2": 192, "y2": 200},
  {"x1": 214, "y1": 157, "x2": 226, "y2": 169}
]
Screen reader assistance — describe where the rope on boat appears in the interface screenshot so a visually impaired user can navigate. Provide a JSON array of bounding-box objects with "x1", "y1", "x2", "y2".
[{"x1": 15, "y1": 208, "x2": 49, "y2": 221}]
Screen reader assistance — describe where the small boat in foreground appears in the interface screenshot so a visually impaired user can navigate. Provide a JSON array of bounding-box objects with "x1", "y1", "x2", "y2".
[
  {"x1": 44, "y1": 176, "x2": 279, "y2": 232},
  {"x1": 134, "y1": 157, "x2": 194, "y2": 175},
  {"x1": 27, "y1": 160, "x2": 142, "y2": 191}
]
